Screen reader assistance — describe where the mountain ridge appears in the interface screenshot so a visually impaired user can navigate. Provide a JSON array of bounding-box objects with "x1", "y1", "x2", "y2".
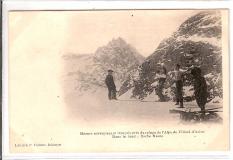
[
  {"x1": 119, "y1": 11, "x2": 222, "y2": 101},
  {"x1": 63, "y1": 37, "x2": 145, "y2": 94}
]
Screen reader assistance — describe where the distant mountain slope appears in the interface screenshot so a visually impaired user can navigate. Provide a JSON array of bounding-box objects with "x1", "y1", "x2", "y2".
[
  {"x1": 119, "y1": 11, "x2": 222, "y2": 101},
  {"x1": 63, "y1": 37, "x2": 145, "y2": 94}
]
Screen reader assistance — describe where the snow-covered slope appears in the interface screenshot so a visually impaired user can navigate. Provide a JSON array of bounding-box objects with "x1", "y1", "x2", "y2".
[
  {"x1": 119, "y1": 11, "x2": 222, "y2": 101},
  {"x1": 62, "y1": 37, "x2": 144, "y2": 94}
]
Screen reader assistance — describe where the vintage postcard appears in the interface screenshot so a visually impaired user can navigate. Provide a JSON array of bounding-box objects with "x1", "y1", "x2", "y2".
[{"x1": 5, "y1": 9, "x2": 229, "y2": 154}]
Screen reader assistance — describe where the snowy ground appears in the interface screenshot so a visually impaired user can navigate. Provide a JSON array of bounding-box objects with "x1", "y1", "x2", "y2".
[
  {"x1": 10, "y1": 86, "x2": 224, "y2": 153},
  {"x1": 64, "y1": 88, "x2": 223, "y2": 127}
]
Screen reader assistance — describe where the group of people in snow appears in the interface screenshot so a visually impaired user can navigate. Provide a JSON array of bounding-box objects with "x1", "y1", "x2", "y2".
[
  {"x1": 151, "y1": 64, "x2": 184, "y2": 107},
  {"x1": 105, "y1": 64, "x2": 208, "y2": 112},
  {"x1": 153, "y1": 64, "x2": 208, "y2": 111}
]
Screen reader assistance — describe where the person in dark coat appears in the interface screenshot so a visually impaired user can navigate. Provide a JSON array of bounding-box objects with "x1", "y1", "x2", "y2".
[
  {"x1": 105, "y1": 70, "x2": 117, "y2": 100},
  {"x1": 191, "y1": 67, "x2": 208, "y2": 112}
]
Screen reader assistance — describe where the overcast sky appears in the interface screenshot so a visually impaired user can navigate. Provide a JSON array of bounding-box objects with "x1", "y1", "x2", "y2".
[{"x1": 9, "y1": 10, "x2": 199, "y2": 57}]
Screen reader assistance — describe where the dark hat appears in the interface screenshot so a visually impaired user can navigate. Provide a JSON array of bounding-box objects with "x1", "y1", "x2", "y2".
[{"x1": 108, "y1": 69, "x2": 114, "y2": 72}]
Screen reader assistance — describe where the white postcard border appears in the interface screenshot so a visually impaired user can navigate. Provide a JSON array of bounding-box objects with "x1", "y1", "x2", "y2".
[{"x1": 2, "y1": 0, "x2": 233, "y2": 159}]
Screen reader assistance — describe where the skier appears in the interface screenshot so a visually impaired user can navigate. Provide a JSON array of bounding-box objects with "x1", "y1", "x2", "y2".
[
  {"x1": 105, "y1": 69, "x2": 117, "y2": 100},
  {"x1": 191, "y1": 67, "x2": 208, "y2": 112},
  {"x1": 174, "y1": 64, "x2": 184, "y2": 108}
]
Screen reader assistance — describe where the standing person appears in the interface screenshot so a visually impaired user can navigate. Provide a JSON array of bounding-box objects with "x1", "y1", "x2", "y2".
[
  {"x1": 105, "y1": 70, "x2": 117, "y2": 100},
  {"x1": 174, "y1": 64, "x2": 184, "y2": 108},
  {"x1": 156, "y1": 65, "x2": 167, "y2": 102},
  {"x1": 191, "y1": 67, "x2": 208, "y2": 112}
]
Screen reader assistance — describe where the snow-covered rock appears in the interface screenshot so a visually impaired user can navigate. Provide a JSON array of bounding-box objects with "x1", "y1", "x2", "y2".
[{"x1": 119, "y1": 11, "x2": 222, "y2": 102}]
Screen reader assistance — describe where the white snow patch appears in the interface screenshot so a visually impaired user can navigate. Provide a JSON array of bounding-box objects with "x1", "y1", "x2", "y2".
[
  {"x1": 177, "y1": 35, "x2": 221, "y2": 48},
  {"x1": 151, "y1": 81, "x2": 159, "y2": 87},
  {"x1": 183, "y1": 86, "x2": 194, "y2": 97},
  {"x1": 204, "y1": 73, "x2": 214, "y2": 79},
  {"x1": 119, "y1": 88, "x2": 134, "y2": 100},
  {"x1": 143, "y1": 92, "x2": 159, "y2": 102},
  {"x1": 210, "y1": 96, "x2": 223, "y2": 104},
  {"x1": 194, "y1": 59, "x2": 199, "y2": 62}
]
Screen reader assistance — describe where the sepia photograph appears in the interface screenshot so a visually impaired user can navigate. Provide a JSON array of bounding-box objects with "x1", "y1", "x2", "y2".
[{"x1": 5, "y1": 9, "x2": 229, "y2": 154}]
